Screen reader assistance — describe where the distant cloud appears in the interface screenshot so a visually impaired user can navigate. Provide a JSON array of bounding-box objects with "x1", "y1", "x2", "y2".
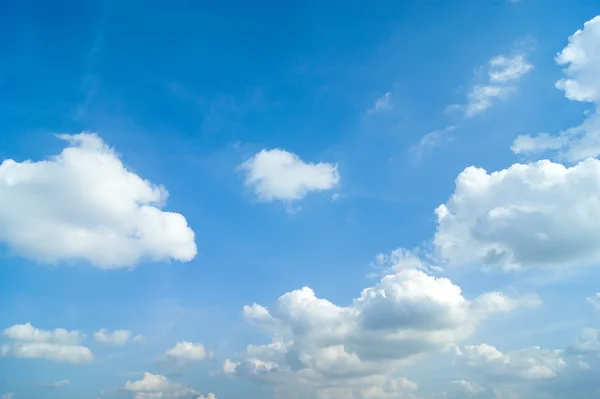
[
  {"x1": 165, "y1": 341, "x2": 212, "y2": 363},
  {"x1": 1, "y1": 323, "x2": 93, "y2": 364},
  {"x1": 239, "y1": 149, "x2": 340, "y2": 202},
  {"x1": 410, "y1": 126, "x2": 457, "y2": 161},
  {"x1": 0, "y1": 394, "x2": 14, "y2": 399},
  {"x1": 93, "y1": 329, "x2": 144, "y2": 346},
  {"x1": 0, "y1": 133, "x2": 197, "y2": 268},
  {"x1": 587, "y1": 293, "x2": 600, "y2": 310},
  {"x1": 39, "y1": 379, "x2": 70, "y2": 388},
  {"x1": 367, "y1": 92, "x2": 393, "y2": 114},
  {"x1": 123, "y1": 372, "x2": 216, "y2": 399}
]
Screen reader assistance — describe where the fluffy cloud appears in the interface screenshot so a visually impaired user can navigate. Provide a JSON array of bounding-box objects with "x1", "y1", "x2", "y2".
[
  {"x1": 0, "y1": 133, "x2": 196, "y2": 268},
  {"x1": 451, "y1": 52, "x2": 533, "y2": 118},
  {"x1": 165, "y1": 341, "x2": 212, "y2": 362},
  {"x1": 239, "y1": 149, "x2": 340, "y2": 202},
  {"x1": 1, "y1": 323, "x2": 93, "y2": 363},
  {"x1": 434, "y1": 158, "x2": 600, "y2": 270},
  {"x1": 123, "y1": 372, "x2": 215, "y2": 399},
  {"x1": 93, "y1": 329, "x2": 144, "y2": 346},
  {"x1": 224, "y1": 258, "x2": 538, "y2": 398},
  {"x1": 512, "y1": 16, "x2": 600, "y2": 161},
  {"x1": 457, "y1": 343, "x2": 567, "y2": 380}
]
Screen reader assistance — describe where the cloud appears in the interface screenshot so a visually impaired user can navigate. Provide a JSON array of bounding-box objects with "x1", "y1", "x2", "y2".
[
  {"x1": 457, "y1": 343, "x2": 567, "y2": 380},
  {"x1": 239, "y1": 149, "x2": 340, "y2": 202},
  {"x1": 223, "y1": 255, "x2": 537, "y2": 398},
  {"x1": 367, "y1": 92, "x2": 393, "y2": 114},
  {"x1": 0, "y1": 394, "x2": 14, "y2": 399},
  {"x1": 409, "y1": 126, "x2": 456, "y2": 161},
  {"x1": 434, "y1": 158, "x2": 600, "y2": 270},
  {"x1": 450, "y1": 52, "x2": 533, "y2": 118},
  {"x1": 123, "y1": 372, "x2": 215, "y2": 399},
  {"x1": 0, "y1": 133, "x2": 197, "y2": 268},
  {"x1": 93, "y1": 329, "x2": 143, "y2": 346},
  {"x1": 451, "y1": 380, "x2": 486, "y2": 395},
  {"x1": 39, "y1": 379, "x2": 70, "y2": 388},
  {"x1": 587, "y1": 293, "x2": 600, "y2": 310},
  {"x1": 165, "y1": 341, "x2": 212, "y2": 363},
  {"x1": 1, "y1": 323, "x2": 93, "y2": 364},
  {"x1": 512, "y1": 16, "x2": 600, "y2": 161}
]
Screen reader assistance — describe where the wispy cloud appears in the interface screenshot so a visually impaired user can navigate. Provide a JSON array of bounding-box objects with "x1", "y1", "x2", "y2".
[
  {"x1": 410, "y1": 126, "x2": 457, "y2": 161},
  {"x1": 367, "y1": 92, "x2": 393, "y2": 114},
  {"x1": 450, "y1": 51, "x2": 533, "y2": 118},
  {"x1": 39, "y1": 379, "x2": 70, "y2": 388}
]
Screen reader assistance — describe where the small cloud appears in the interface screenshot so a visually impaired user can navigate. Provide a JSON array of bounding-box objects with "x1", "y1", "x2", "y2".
[
  {"x1": 93, "y1": 329, "x2": 133, "y2": 346},
  {"x1": 367, "y1": 92, "x2": 393, "y2": 114},
  {"x1": 587, "y1": 293, "x2": 600, "y2": 310},
  {"x1": 39, "y1": 379, "x2": 70, "y2": 388},
  {"x1": 165, "y1": 341, "x2": 213, "y2": 363},
  {"x1": 409, "y1": 126, "x2": 457, "y2": 161},
  {"x1": 239, "y1": 149, "x2": 340, "y2": 203}
]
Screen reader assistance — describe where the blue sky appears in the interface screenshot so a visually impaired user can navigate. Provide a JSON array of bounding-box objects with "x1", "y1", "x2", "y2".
[{"x1": 2, "y1": 1, "x2": 600, "y2": 398}]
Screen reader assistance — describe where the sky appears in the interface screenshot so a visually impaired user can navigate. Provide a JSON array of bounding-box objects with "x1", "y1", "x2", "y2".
[{"x1": 1, "y1": 1, "x2": 600, "y2": 398}]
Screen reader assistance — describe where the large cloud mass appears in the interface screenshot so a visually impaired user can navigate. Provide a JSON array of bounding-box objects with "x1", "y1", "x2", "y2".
[
  {"x1": 434, "y1": 158, "x2": 600, "y2": 270},
  {"x1": 224, "y1": 260, "x2": 538, "y2": 399},
  {"x1": 0, "y1": 133, "x2": 197, "y2": 268}
]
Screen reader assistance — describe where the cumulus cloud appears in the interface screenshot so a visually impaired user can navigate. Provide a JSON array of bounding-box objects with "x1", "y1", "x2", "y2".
[
  {"x1": 512, "y1": 16, "x2": 600, "y2": 161},
  {"x1": 39, "y1": 379, "x2": 70, "y2": 388},
  {"x1": 223, "y1": 257, "x2": 537, "y2": 399},
  {"x1": 434, "y1": 158, "x2": 600, "y2": 270},
  {"x1": 457, "y1": 343, "x2": 567, "y2": 380},
  {"x1": 1, "y1": 323, "x2": 93, "y2": 364},
  {"x1": 239, "y1": 149, "x2": 340, "y2": 202},
  {"x1": 123, "y1": 372, "x2": 215, "y2": 399},
  {"x1": 165, "y1": 341, "x2": 212, "y2": 363},
  {"x1": 450, "y1": 52, "x2": 533, "y2": 118},
  {"x1": 0, "y1": 133, "x2": 196, "y2": 268},
  {"x1": 93, "y1": 329, "x2": 144, "y2": 346}
]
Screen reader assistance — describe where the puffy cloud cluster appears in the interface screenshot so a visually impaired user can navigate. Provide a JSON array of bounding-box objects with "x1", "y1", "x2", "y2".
[
  {"x1": 1, "y1": 323, "x2": 93, "y2": 364},
  {"x1": 456, "y1": 343, "x2": 567, "y2": 380},
  {"x1": 0, "y1": 133, "x2": 196, "y2": 268},
  {"x1": 239, "y1": 149, "x2": 340, "y2": 202},
  {"x1": 123, "y1": 372, "x2": 215, "y2": 399},
  {"x1": 434, "y1": 158, "x2": 600, "y2": 270},
  {"x1": 512, "y1": 16, "x2": 600, "y2": 161},
  {"x1": 223, "y1": 261, "x2": 538, "y2": 398}
]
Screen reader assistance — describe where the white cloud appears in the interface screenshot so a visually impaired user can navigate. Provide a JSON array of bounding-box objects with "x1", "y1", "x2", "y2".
[
  {"x1": 458, "y1": 343, "x2": 567, "y2": 380},
  {"x1": 512, "y1": 16, "x2": 600, "y2": 161},
  {"x1": 451, "y1": 380, "x2": 486, "y2": 395},
  {"x1": 93, "y1": 329, "x2": 141, "y2": 346},
  {"x1": 1, "y1": 323, "x2": 93, "y2": 364},
  {"x1": 450, "y1": 52, "x2": 532, "y2": 118},
  {"x1": 587, "y1": 293, "x2": 600, "y2": 310},
  {"x1": 367, "y1": 92, "x2": 393, "y2": 113},
  {"x1": 224, "y1": 256, "x2": 537, "y2": 399},
  {"x1": 40, "y1": 379, "x2": 70, "y2": 388},
  {"x1": 123, "y1": 372, "x2": 215, "y2": 399},
  {"x1": 4, "y1": 322, "x2": 85, "y2": 344},
  {"x1": 239, "y1": 149, "x2": 340, "y2": 202},
  {"x1": 165, "y1": 341, "x2": 212, "y2": 362},
  {"x1": 434, "y1": 158, "x2": 600, "y2": 270},
  {"x1": 0, "y1": 394, "x2": 14, "y2": 399},
  {"x1": 0, "y1": 133, "x2": 196, "y2": 268}
]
